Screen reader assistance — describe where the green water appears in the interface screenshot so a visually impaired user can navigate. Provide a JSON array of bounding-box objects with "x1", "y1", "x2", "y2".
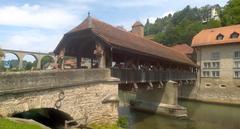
[{"x1": 119, "y1": 91, "x2": 240, "y2": 129}]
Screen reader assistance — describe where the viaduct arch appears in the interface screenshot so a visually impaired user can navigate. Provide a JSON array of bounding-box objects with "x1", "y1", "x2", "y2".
[{"x1": 2, "y1": 49, "x2": 57, "y2": 69}]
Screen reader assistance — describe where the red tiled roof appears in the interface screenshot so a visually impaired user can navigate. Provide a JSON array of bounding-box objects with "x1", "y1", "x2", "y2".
[
  {"x1": 192, "y1": 24, "x2": 240, "y2": 47},
  {"x1": 64, "y1": 17, "x2": 196, "y2": 66},
  {"x1": 171, "y1": 44, "x2": 193, "y2": 55}
]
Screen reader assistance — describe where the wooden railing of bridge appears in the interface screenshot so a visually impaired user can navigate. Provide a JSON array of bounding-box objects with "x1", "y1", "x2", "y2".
[{"x1": 111, "y1": 68, "x2": 196, "y2": 83}]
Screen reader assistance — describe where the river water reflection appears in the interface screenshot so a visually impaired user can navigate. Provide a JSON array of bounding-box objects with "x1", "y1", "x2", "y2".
[{"x1": 119, "y1": 91, "x2": 240, "y2": 129}]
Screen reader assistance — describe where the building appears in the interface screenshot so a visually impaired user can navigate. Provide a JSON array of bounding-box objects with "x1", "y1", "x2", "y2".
[
  {"x1": 202, "y1": 4, "x2": 221, "y2": 23},
  {"x1": 191, "y1": 25, "x2": 240, "y2": 104},
  {"x1": 54, "y1": 16, "x2": 196, "y2": 71},
  {"x1": 53, "y1": 15, "x2": 197, "y2": 90}
]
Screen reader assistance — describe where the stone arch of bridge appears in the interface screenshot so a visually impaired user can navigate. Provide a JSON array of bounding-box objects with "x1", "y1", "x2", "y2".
[
  {"x1": 40, "y1": 55, "x2": 55, "y2": 69},
  {"x1": 2, "y1": 52, "x2": 21, "y2": 69},
  {"x1": 22, "y1": 54, "x2": 38, "y2": 70},
  {"x1": 12, "y1": 108, "x2": 75, "y2": 129}
]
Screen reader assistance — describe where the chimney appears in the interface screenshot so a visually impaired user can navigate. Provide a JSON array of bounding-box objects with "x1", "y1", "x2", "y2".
[{"x1": 131, "y1": 21, "x2": 144, "y2": 37}]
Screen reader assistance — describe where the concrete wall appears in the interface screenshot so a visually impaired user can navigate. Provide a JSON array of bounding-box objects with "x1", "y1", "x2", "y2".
[
  {"x1": 0, "y1": 69, "x2": 119, "y2": 124},
  {"x1": 179, "y1": 43, "x2": 240, "y2": 105}
]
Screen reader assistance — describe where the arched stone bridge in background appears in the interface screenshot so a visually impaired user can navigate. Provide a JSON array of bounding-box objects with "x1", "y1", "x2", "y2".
[{"x1": 2, "y1": 49, "x2": 57, "y2": 69}]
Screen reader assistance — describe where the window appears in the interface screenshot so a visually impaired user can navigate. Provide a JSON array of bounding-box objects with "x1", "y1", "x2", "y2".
[
  {"x1": 204, "y1": 62, "x2": 211, "y2": 68},
  {"x1": 230, "y1": 32, "x2": 239, "y2": 39},
  {"x1": 234, "y1": 51, "x2": 240, "y2": 59},
  {"x1": 212, "y1": 62, "x2": 220, "y2": 68},
  {"x1": 235, "y1": 71, "x2": 240, "y2": 78},
  {"x1": 212, "y1": 71, "x2": 220, "y2": 77},
  {"x1": 216, "y1": 34, "x2": 224, "y2": 40},
  {"x1": 211, "y1": 52, "x2": 220, "y2": 60},
  {"x1": 203, "y1": 71, "x2": 210, "y2": 77},
  {"x1": 235, "y1": 61, "x2": 240, "y2": 69}
]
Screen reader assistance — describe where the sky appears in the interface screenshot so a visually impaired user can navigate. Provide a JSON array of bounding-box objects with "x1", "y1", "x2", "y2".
[{"x1": 0, "y1": 0, "x2": 229, "y2": 55}]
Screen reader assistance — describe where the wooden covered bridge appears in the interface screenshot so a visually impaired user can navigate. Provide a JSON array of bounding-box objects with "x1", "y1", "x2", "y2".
[
  {"x1": 54, "y1": 16, "x2": 197, "y2": 83},
  {"x1": 54, "y1": 15, "x2": 197, "y2": 117}
]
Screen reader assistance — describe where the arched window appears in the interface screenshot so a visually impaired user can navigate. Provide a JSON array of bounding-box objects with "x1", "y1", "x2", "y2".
[
  {"x1": 216, "y1": 34, "x2": 224, "y2": 40},
  {"x1": 230, "y1": 32, "x2": 239, "y2": 39}
]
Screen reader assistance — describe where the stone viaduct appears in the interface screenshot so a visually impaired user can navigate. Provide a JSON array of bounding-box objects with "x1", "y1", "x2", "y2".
[
  {"x1": 0, "y1": 69, "x2": 119, "y2": 125},
  {"x1": 2, "y1": 49, "x2": 57, "y2": 69}
]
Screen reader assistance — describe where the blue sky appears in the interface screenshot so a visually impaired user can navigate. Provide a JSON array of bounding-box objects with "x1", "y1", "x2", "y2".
[{"x1": 0, "y1": 0, "x2": 229, "y2": 54}]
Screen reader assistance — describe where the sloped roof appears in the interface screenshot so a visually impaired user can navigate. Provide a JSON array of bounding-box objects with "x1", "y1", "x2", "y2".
[
  {"x1": 192, "y1": 24, "x2": 240, "y2": 47},
  {"x1": 132, "y1": 21, "x2": 143, "y2": 27},
  {"x1": 60, "y1": 17, "x2": 195, "y2": 66},
  {"x1": 171, "y1": 44, "x2": 193, "y2": 55}
]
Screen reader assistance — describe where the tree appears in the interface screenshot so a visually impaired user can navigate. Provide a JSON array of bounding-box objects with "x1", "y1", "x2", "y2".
[
  {"x1": 221, "y1": 0, "x2": 240, "y2": 25},
  {"x1": 41, "y1": 56, "x2": 54, "y2": 69},
  {"x1": 0, "y1": 48, "x2": 4, "y2": 60},
  {"x1": 145, "y1": 4, "x2": 223, "y2": 46}
]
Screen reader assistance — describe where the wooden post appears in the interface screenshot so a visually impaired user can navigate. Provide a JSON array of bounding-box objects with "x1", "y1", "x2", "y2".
[
  {"x1": 57, "y1": 48, "x2": 65, "y2": 69},
  {"x1": 91, "y1": 58, "x2": 93, "y2": 68},
  {"x1": 77, "y1": 56, "x2": 82, "y2": 69},
  {"x1": 106, "y1": 47, "x2": 113, "y2": 68}
]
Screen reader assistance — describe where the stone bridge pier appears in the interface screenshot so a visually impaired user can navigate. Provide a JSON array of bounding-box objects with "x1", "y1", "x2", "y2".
[
  {"x1": 0, "y1": 69, "x2": 119, "y2": 124},
  {"x1": 129, "y1": 81, "x2": 187, "y2": 117}
]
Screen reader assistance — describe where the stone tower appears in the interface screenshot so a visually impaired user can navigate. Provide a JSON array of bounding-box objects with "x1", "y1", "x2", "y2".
[{"x1": 131, "y1": 21, "x2": 144, "y2": 37}]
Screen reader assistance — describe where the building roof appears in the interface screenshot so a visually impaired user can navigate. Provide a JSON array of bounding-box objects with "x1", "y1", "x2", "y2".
[
  {"x1": 132, "y1": 21, "x2": 143, "y2": 27},
  {"x1": 171, "y1": 44, "x2": 193, "y2": 55},
  {"x1": 192, "y1": 24, "x2": 240, "y2": 47},
  {"x1": 57, "y1": 16, "x2": 196, "y2": 66}
]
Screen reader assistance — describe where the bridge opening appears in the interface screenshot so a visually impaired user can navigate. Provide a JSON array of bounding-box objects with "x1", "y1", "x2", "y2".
[
  {"x1": 12, "y1": 108, "x2": 75, "y2": 129},
  {"x1": 23, "y1": 54, "x2": 37, "y2": 70},
  {"x1": 1, "y1": 53, "x2": 20, "y2": 71},
  {"x1": 41, "y1": 56, "x2": 55, "y2": 69}
]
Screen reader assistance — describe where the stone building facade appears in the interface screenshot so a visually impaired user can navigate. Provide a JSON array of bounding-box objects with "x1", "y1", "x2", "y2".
[{"x1": 179, "y1": 25, "x2": 240, "y2": 104}]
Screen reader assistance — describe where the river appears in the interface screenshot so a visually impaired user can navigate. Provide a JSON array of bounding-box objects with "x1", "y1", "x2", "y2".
[{"x1": 119, "y1": 90, "x2": 240, "y2": 129}]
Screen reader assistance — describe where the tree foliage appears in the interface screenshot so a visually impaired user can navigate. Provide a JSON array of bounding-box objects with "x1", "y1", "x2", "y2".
[
  {"x1": 41, "y1": 56, "x2": 54, "y2": 68},
  {"x1": 221, "y1": 0, "x2": 240, "y2": 25},
  {"x1": 145, "y1": 5, "x2": 222, "y2": 46},
  {"x1": 0, "y1": 48, "x2": 4, "y2": 59}
]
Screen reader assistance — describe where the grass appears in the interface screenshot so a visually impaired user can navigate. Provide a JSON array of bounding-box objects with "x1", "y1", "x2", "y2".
[{"x1": 0, "y1": 118, "x2": 42, "y2": 129}]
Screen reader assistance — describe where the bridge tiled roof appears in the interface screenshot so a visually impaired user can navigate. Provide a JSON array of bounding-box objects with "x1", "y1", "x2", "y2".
[
  {"x1": 171, "y1": 44, "x2": 193, "y2": 55},
  {"x1": 192, "y1": 24, "x2": 240, "y2": 47},
  {"x1": 57, "y1": 17, "x2": 196, "y2": 66}
]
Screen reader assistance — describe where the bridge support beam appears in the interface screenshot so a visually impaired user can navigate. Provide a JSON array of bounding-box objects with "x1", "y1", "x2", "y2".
[{"x1": 130, "y1": 81, "x2": 187, "y2": 117}]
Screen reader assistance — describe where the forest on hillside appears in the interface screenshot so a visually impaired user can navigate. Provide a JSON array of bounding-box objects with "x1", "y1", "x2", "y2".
[{"x1": 144, "y1": 0, "x2": 240, "y2": 46}]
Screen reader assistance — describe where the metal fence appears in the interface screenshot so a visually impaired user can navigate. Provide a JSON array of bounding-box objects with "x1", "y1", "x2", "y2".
[{"x1": 111, "y1": 68, "x2": 196, "y2": 83}]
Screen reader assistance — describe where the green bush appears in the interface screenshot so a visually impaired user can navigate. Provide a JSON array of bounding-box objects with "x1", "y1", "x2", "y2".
[{"x1": 117, "y1": 117, "x2": 128, "y2": 128}]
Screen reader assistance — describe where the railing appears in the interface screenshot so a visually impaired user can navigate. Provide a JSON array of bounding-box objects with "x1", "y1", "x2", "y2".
[{"x1": 111, "y1": 68, "x2": 196, "y2": 83}]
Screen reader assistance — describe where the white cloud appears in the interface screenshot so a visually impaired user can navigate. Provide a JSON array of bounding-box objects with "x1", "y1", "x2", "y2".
[
  {"x1": 0, "y1": 30, "x2": 61, "y2": 52},
  {"x1": 0, "y1": 4, "x2": 84, "y2": 29},
  {"x1": 98, "y1": 0, "x2": 167, "y2": 8}
]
